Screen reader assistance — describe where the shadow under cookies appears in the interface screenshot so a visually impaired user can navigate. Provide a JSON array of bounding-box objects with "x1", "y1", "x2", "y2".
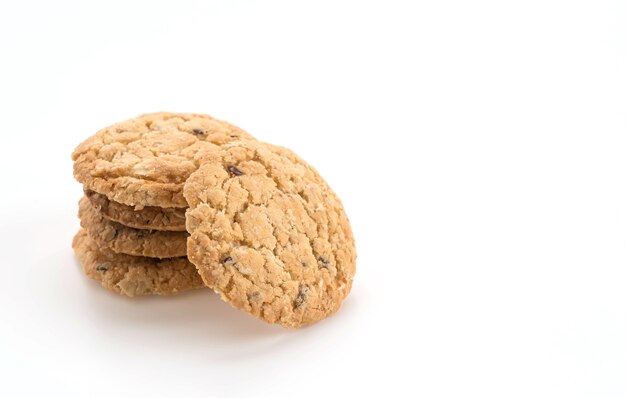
[{"x1": 79, "y1": 263, "x2": 307, "y2": 360}]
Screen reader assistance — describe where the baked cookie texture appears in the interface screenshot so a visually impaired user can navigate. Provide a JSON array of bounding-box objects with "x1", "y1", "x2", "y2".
[
  {"x1": 72, "y1": 229, "x2": 204, "y2": 297},
  {"x1": 85, "y1": 190, "x2": 187, "y2": 231},
  {"x1": 184, "y1": 140, "x2": 356, "y2": 328},
  {"x1": 72, "y1": 112, "x2": 255, "y2": 209},
  {"x1": 78, "y1": 196, "x2": 188, "y2": 258}
]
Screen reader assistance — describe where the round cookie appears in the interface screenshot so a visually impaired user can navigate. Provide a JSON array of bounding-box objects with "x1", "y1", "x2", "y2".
[
  {"x1": 85, "y1": 190, "x2": 187, "y2": 231},
  {"x1": 78, "y1": 196, "x2": 188, "y2": 258},
  {"x1": 72, "y1": 229, "x2": 204, "y2": 297},
  {"x1": 72, "y1": 112, "x2": 255, "y2": 209},
  {"x1": 183, "y1": 140, "x2": 356, "y2": 328}
]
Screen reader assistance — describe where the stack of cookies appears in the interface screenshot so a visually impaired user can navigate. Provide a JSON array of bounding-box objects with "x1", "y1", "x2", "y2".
[{"x1": 72, "y1": 112, "x2": 356, "y2": 328}]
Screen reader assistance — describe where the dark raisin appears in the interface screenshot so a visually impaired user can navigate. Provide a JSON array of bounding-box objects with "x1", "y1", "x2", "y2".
[
  {"x1": 222, "y1": 256, "x2": 234, "y2": 264},
  {"x1": 318, "y1": 256, "x2": 334, "y2": 269},
  {"x1": 229, "y1": 134, "x2": 239, "y2": 138},
  {"x1": 96, "y1": 265, "x2": 109, "y2": 272},
  {"x1": 192, "y1": 128, "x2": 205, "y2": 136},
  {"x1": 302, "y1": 262, "x2": 309, "y2": 268},
  {"x1": 226, "y1": 165, "x2": 243, "y2": 176},
  {"x1": 294, "y1": 285, "x2": 309, "y2": 308}
]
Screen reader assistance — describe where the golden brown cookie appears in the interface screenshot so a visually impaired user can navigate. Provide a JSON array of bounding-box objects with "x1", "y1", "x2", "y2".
[
  {"x1": 85, "y1": 190, "x2": 187, "y2": 231},
  {"x1": 78, "y1": 196, "x2": 188, "y2": 258},
  {"x1": 184, "y1": 140, "x2": 356, "y2": 328},
  {"x1": 72, "y1": 229, "x2": 204, "y2": 297},
  {"x1": 72, "y1": 112, "x2": 255, "y2": 209}
]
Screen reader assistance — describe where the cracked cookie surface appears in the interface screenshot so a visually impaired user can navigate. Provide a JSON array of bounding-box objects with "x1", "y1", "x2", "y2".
[
  {"x1": 72, "y1": 112, "x2": 255, "y2": 208},
  {"x1": 86, "y1": 190, "x2": 187, "y2": 231},
  {"x1": 72, "y1": 229, "x2": 204, "y2": 297},
  {"x1": 184, "y1": 140, "x2": 356, "y2": 328},
  {"x1": 79, "y1": 196, "x2": 188, "y2": 258}
]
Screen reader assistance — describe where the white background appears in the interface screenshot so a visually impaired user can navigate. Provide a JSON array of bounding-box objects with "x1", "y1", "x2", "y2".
[{"x1": 0, "y1": 1, "x2": 625, "y2": 397}]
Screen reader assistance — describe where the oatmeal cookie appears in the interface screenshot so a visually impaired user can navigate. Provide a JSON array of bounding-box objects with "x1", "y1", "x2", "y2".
[
  {"x1": 184, "y1": 140, "x2": 356, "y2": 328},
  {"x1": 72, "y1": 112, "x2": 255, "y2": 208}
]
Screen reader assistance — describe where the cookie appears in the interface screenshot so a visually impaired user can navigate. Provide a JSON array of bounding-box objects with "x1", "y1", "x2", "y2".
[
  {"x1": 85, "y1": 190, "x2": 186, "y2": 231},
  {"x1": 183, "y1": 140, "x2": 356, "y2": 328},
  {"x1": 78, "y1": 196, "x2": 188, "y2": 258},
  {"x1": 72, "y1": 112, "x2": 255, "y2": 209},
  {"x1": 72, "y1": 229, "x2": 203, "y2": 297}
]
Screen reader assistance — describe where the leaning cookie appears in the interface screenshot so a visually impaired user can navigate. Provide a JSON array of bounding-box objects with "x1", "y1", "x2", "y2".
[
  {"x1": 78, "y1": 196, "x2": 188, "y2": 259},
  {"x1": 72, "y1": 229, "x2": 204, "y2": 297},
  {"x1": 85, "y1": 190, "x2": 187, "y2": 231},
  {"x1": 184, "y1": 140, "x2": 356, "y2": 328},
  {"x1": 72, "y1": 112, "x2": 256, "y2": 209}
]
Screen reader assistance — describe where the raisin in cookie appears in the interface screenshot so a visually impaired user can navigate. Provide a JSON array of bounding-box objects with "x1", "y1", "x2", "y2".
[
  {"x1": 72, "y1": 229, "x2": 203, "y2": 297},
  {"x1": 72, "y1": 112, "x2": 255, "y2": 208},
  {"x1": 85, "y1": 190, "x2": 186, "y2": 231},
  {"x1": 78, "y1": 196, "x2": 188, "y2": 258},
  {"x1": 184, "y1": 140, "x2": 356, "y2": 328}
]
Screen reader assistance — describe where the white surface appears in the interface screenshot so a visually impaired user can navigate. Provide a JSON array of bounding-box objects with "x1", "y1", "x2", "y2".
[{"x1": 1, "y1": 1, "x2": 625, "y2": 397}]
